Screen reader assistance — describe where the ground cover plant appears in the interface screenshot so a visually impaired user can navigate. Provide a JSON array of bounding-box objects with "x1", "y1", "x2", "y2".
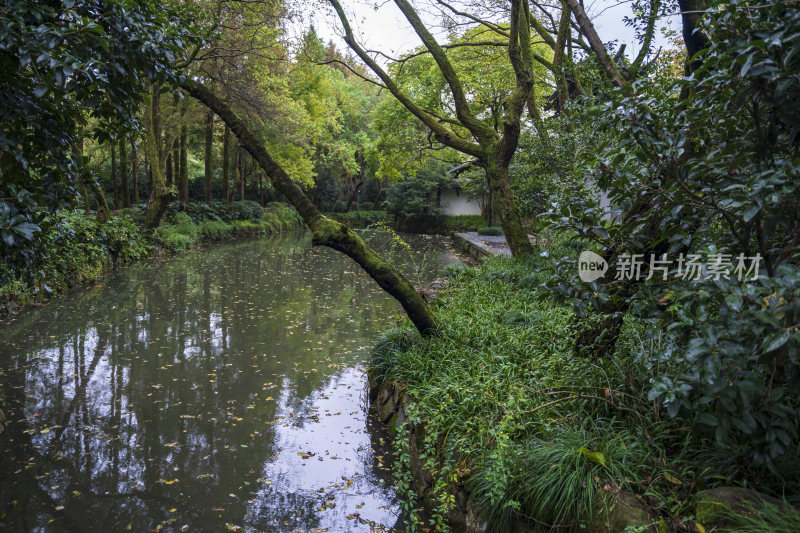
[{"x1": 371, "y1": 242, "x2": 799, "y2": 531}]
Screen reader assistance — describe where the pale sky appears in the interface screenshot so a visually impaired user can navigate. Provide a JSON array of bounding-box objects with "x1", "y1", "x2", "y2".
[{"x1": 302, "y1": 0, "x2": 675, "y2": 66}]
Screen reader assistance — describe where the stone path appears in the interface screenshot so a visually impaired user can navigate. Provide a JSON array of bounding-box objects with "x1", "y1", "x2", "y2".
[{"x1": 453, "y1": 232, "x2": 536, "y2": 257}]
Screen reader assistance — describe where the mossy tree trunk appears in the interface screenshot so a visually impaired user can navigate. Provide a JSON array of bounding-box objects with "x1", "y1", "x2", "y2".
[
  {"x1": 183, "y1": 79, "x2": 439, "y2": 336},
  {"x1": 142, "y1": 81, "x2": 175, "y2": 229}
]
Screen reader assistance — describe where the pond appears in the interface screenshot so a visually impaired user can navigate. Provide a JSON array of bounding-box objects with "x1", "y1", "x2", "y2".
[{"x1": 0, "y1": 231, "x2": 463, "y2": 532}]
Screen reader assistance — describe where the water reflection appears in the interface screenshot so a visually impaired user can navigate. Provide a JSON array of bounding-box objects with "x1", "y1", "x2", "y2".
[{"x1": 0, "y1": 232, "x2": 460, "y2": 532}]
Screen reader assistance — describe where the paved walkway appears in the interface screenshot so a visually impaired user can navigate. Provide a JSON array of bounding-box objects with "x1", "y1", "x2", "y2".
[{"x1": 453, "y1": 232, "x2": 536, "y2": 257}]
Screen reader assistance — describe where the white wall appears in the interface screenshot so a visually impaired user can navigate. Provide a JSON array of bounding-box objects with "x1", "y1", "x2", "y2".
[{"x1": 440, "y1": 187, "x2": 483, "y2": 216}]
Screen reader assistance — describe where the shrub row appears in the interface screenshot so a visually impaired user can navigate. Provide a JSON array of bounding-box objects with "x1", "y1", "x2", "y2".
[{"x1": 1, "y1": 203, "x2": 303, "y2": 312}]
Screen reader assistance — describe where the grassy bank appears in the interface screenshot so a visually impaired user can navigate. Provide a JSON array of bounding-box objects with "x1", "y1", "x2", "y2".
[
  {"x1": 0, "y1": 201, "x2": 302, "y2": 313},
  {"x1": 370, "y1": 248, "x2": 799, "y2": 531}
]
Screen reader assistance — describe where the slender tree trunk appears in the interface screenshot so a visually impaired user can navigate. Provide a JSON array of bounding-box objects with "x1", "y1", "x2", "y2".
[
  {"x1": 89, "y1": 178, "x2": 110, "y2": 224},
  {"x1": 184, "y1": 79, "x2": 439, "y2": 335},
  {"x1": 111, "y1": 144, "x2": 118, "y2": 210},
  {"x1": 346, "y1": 180, "x2": 363, "y2": 211},
  {"x1": 222, "y1": 126, "x2": 230, "y2": 202},
  {"x1": 132, "y1": 140, "x2": 139, "y2": 204},
  {"x1": 120, "y1": 139, "x2": 130, "y2": 208},
  {"x1": 240, "y1": 149, "x2": 245, "y2": 201},
  {"x1": 372, "y1": 179, "x2": 384, "y2": 210},
  {"x1": 565, "y1": 0, "x2": 626, "y2": 88},
  {"x1": 204, "y1": 110, "x2": 214, "y2": 202},
  {"x1": 179, "y1": 122, "x2": 188, "y2": 210},
  {"x1": 234, "y1": 147, "x2": 242, "y2": 201},
  {"x1": 74, "y1": 129, "x2": 90, "y2": 211},
  {"x1": 172, "y1": 138, "x2": 179, "y2": 187},
  {"x1": 554, "y1": 0, "x2": 572, "y2": 111}
]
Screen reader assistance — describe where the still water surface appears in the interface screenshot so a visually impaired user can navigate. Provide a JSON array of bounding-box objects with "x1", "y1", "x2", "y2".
[{"x1": 0, "y1": 232, "x2": 461, "y2": 532}]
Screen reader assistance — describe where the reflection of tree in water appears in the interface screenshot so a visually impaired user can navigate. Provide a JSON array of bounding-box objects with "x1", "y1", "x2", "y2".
[{"x1": 0, "y1": 232, "x2": 454, "y2": 531}]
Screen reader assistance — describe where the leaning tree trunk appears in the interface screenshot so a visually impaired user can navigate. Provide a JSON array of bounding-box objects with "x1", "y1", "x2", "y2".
[{"x1": 183, "y1": 79, "x2": 438, "y2": 336}]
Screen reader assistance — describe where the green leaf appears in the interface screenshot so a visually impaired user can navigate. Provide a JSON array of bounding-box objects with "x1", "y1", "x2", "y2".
[
  {"x1": 763, "y1": 331, "x2": 790, "y2": 353},
  {"x1": 577, "y1": 447, "x2": 606, "y2": 467}
]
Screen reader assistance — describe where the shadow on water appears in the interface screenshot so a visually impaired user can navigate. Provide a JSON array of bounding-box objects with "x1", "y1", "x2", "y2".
[{"x1": 0, "y1": 231, "x2": 462, "y2": 532}]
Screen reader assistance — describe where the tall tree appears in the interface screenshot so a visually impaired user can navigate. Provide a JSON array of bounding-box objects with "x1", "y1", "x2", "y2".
[
  {"x1": 142, "y1": 83, "x2": 176, "y2": 229},
  {"x1": 329, "y1": 0, "x2": 537, "y2": 256}
]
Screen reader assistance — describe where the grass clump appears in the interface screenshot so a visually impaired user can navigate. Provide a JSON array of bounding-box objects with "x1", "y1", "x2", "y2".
[
  {"x1": 198, "y1": 220, "x2": 231, "y2": 240},
  {"x1": 154, "y1": 212, "x2": 199, "y2": 253},
  {"x1": 477, "y1": 226, "x2": 504, "y2": 236}
]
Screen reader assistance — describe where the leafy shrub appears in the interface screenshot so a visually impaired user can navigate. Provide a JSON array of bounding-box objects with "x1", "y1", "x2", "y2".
[
  {"x1": 229, "y1": 200, "x2": 263, "y2": 220},
  {"x1": 170, "y1": 212, "x2": 199, "y2": 239},
  {"x1": 477, "y1": 226, "x2": 503, "y2": 236},
  {"x1": 101, "y1": 215, "x2": 151, "y2": 260},
  {"x1": 544, "y1": 1, "x2": 800, "y2": 476},
  {"x1": 1, "y1": 210, "x2": 150, "y2": 307},
  {"x1": 384, "y1": 161, "x2": 449, "y2": 232},
  {"x1": 164, "y1": 201, "x2": 265, "y2": 224}
]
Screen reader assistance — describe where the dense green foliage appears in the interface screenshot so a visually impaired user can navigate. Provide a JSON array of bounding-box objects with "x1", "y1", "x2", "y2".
[
  {"x1": 546, "y1": 0, "x2": 800, "y2": 474},
  {"x1": 0, "y1": 0, "x2": 198, "y2": 261},
  {"x1": 0, "y1": 210, "x2": 150, "y2": 309},
  {"x1": 374, "y1": 250, "x2": 798, "y2": 531},
  {"x1": 1, "y1": 202, "x2": 301, "y2": 310}
]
